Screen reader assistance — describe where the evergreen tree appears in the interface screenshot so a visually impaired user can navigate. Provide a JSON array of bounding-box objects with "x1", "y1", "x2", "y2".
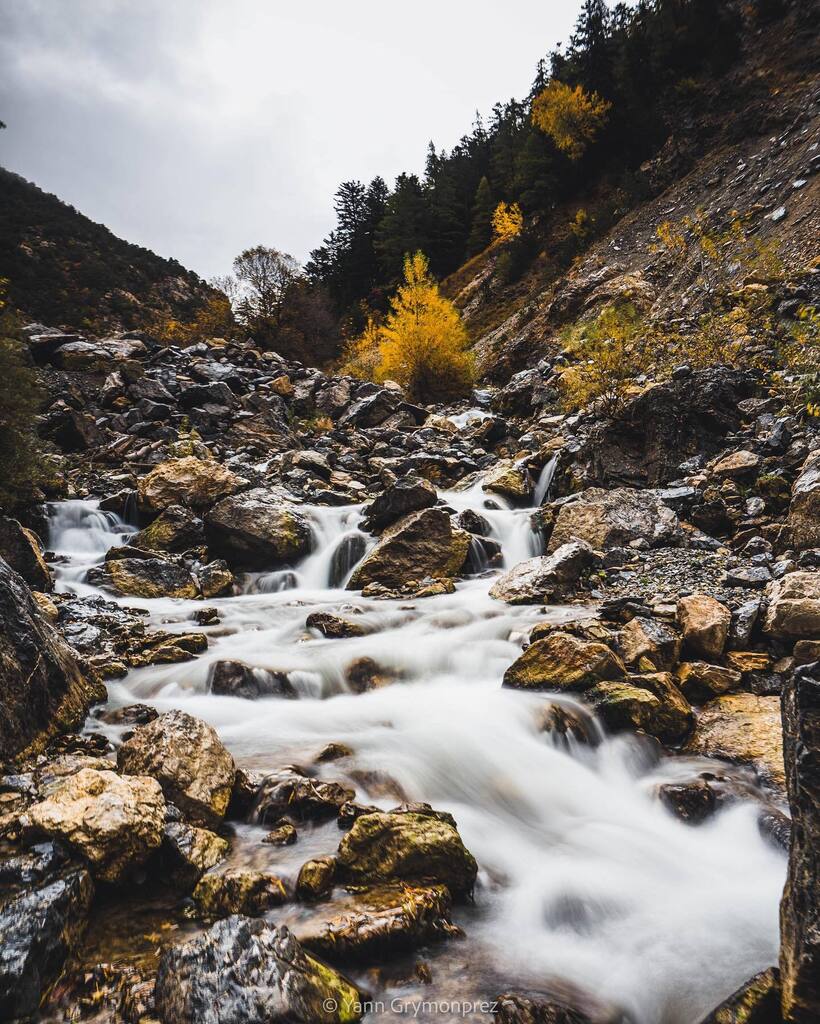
[
  {"x1": 467, "y1": 176, "x2": 494, "y2": 256},
  {"x1": 375, "y1": 174, "x2": 431, "y2": 283}
]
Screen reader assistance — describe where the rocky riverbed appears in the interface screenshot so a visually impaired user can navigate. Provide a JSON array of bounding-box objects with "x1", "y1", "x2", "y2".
[{"x1": 1, "y1": 327, "x2": 819, "y2": 1024}]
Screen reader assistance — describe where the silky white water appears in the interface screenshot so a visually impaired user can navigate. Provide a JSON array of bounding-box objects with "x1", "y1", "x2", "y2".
[{"x1": 48, "y1": 488, "x2": 786, "y2": 1024}]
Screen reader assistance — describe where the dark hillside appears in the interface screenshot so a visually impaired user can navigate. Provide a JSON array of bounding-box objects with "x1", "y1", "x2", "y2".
[{"x1": 0, "y1": 167, "x2": 215, "y2": 333}]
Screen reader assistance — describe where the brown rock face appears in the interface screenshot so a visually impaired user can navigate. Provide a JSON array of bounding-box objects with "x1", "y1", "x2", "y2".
[
  {"x1": 193, "y1": 869, "x2": 287, "y2": 917},
  {"x1": 586, "y1": 673, "x2": 693, "y2": 744},
  {"x1": 24, "y1": 767, "x2": 165, "y2": 883},
  {"x1": 503, "y1": 632, "x2": 625, "y2": 692},
  {"x1": 780, "y1": 663, "x2": 820, "y2": 1024},
  {"x1": 677, "y1": 595, "x2": 731, "y2": 659},
  {"x1": 347, "y1": 507, "x2": 469, "y2": 590},
  {"x1": 117, "y1": 710, "x2": 236, "y2": 827},
  {"x1": 0, "y1": 558, "x2": 104, "y2": 762},
  {"x1": 138, "y1": 456, "x2": 240, "y2": 512},
  {"x1": 685, "y1": 693, "x2": 785, "y2": 791},
  {"x1": 764, "y1": 573, "x2": 820, "y2": 640}
]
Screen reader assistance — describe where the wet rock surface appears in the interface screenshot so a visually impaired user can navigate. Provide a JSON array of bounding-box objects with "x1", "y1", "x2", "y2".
[
  {"x1": 347, "y1": 507, "x2": 470, "y2": 590},
  {"x1": 21, "y1": 766, "x2": 165, "y2": 882},
  {"x1": 117, "y1": 710, "x2": 235, "y2": 827},
  {"x1": 0, "y1": 866, "x2": 94, "y2": 1021},
  {"x1": 336, "y1": 808, "x2": 478, "y2": 897},
  {"x1": 779, "y1": 662, "x2": 820, "y2": 1024},
  {"x1": 153, "y1": 916, "x2": 363, "y2": 1024},
  {"x1": 0, "y1": 558, "x2": 103, "y2": 761}
]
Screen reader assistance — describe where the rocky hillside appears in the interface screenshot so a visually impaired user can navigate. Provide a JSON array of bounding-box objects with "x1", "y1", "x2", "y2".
[
  {"x1": 0, "y1": 167, "x2": 216, "y2": 334},
  {"x1": 0, "y1": 321, "x2": 817, "y2": 1023},
  {"x1": 447, "y1": 1, "x2": 819, "y2": 380}
]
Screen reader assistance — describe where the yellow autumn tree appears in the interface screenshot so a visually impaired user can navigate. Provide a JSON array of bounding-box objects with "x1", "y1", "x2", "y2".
[
  {"x1": 531, "y1": 81, "x2": 611, "y2": 160},
  {"x1": 343, "y1": 252, "x2": 473, "y2": 402},
  {"x1": 492, "y1": 201, "x2": 524, "y2": 241}
]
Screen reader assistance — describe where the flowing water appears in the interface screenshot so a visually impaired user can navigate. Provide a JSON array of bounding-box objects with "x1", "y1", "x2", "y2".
[{"x1": 47, "y1": 491, "x2": 786, "y2": 1024}]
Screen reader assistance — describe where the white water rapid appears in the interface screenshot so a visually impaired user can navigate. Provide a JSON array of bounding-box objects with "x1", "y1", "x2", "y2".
[{"x1": 47, "y1": 489, "x2": 786, "y2": 1024}]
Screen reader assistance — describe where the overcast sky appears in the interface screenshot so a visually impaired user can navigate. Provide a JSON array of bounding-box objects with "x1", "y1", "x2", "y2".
[{"x1": 1, "y1": 0, "x2": 582, "y2": 280}]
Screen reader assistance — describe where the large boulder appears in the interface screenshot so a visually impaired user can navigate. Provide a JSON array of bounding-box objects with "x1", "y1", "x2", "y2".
[
  {"x1": 489, "y1": 541, "x2": 595, "y2": 604},
  {"x1": 0, "y1": 516, "x2": 52, "y2": 591},
  {"x1": 618, "y1": 615, "x2": 681, "y2": 671},
  {"x1": 780, "y1": 662, "x2": 820, "y2": 1024},
  {"x1": 336, "y1": 809, "x2": 477, "y2": 897},
  {"x1": 132, "y1": 505, "x2": 205, "y2": 553},
  {"x1": 88, "y1": 557, "x2": 199, "y2": 599},
  {"x1": 764, "y1": 572, "x2": 820, "y2": 640},
  {"x1": 786, "y1": 449, "x2": 820, "y2": 551},
  {"x1": 138, "y1": 456, "x2": 240, "y2": 513},
  {"x1": 0, "y1": 558, "x2": 104, "y2": 761},
  {"x1": 585, "y1": 673, "x2": 693, "y2": 744},
  {"x1": 161, "y1": 821, "x2": 229, "y2": 891},
  {"x1": 503, "y1": 632, "x2": 625, "y2": 692},
  {"x1": 482, "y1": 460, "x2": 532, "y2": 500},
  {"x1": 675, "y1": 661, "x2": 743, "y2": 704},
  {"x1": 117, "y1": 710, "x2": 235, "y2": 827},
  {"x1": 338, "y1": 387, "x2": 400, "y2": 428},
  {"x1": 347, "y1": 508, "x2": 469, "y2": 590},
  {"x1": 685, "y1": 694, "x2": 784, "y2": 790},
  {"x1": 677, "y1": 595, "x2": 731, "y2": 660},
  {"x1": 362, "y1": 474, "x2": 437, "y2": 533},
  {"x1": 205, "y1": 487, "x2": 313, "y2": 570},
  {"x1": 0, "y1": 868, "x2": 94, "y2": 1021},
  {"x1": 547, "y1": 488, "x2": 682, "y2": 552},
  {"x1": 22, "y1": 767, "x2": 165, "y2": 883},
  {"x1": 154, "y1": 917, "x2": 363, "y2": 1024},
  {"x1": 208, "y1": 660, "x2": 296, "y2": 700}
]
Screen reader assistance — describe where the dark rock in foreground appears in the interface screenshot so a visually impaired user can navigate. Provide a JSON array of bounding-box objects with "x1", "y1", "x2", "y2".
[
  {"x1": 697, "y1": 966, "x2": 781, "y2": 1024},
  {"x1": 0, "y1": 867, "x2": 94, "y2": 1021},
  {"x1": 780, "y1": 662, "x2": 820, "y2": 1024},
  {"x1": 153, "y1": 916, "x2": 363, "y2": 1024},
  {"x1": 0, "y1": 558, "x2": 104, "y2": 762}
]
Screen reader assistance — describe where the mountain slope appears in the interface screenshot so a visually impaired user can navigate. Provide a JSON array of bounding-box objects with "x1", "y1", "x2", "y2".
[
  {"x1": 445, "y1": 1, "x2": 820, "y2": 380},
  {"x1": 0, "y1": 167, "x2": 215, "y2": 333}
]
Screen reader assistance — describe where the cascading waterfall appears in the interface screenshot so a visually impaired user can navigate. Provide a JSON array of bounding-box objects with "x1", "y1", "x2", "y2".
[
  {"x1": 49, "y1": 490, "x2": 786, "y2": 1024},
  {"x1": 48, "y1": 499, "x2": 136, "y2": 591}
]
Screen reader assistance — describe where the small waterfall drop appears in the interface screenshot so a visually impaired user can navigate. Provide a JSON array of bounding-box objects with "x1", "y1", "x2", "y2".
[
  {"x1": 533, "y1": 454, "x2": 558, "y2": 507},
  {"x1": 48, "y1": 499, "x2": 136, "y2": 591}
]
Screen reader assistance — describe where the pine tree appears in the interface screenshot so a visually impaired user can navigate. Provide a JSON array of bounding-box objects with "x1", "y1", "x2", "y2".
[
  {"x1": 375, "y1": 174, "x2": 431, "y2": 283},
  {"x1": 467, "y1": 176, "x2": 494, "y2": 256}
]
